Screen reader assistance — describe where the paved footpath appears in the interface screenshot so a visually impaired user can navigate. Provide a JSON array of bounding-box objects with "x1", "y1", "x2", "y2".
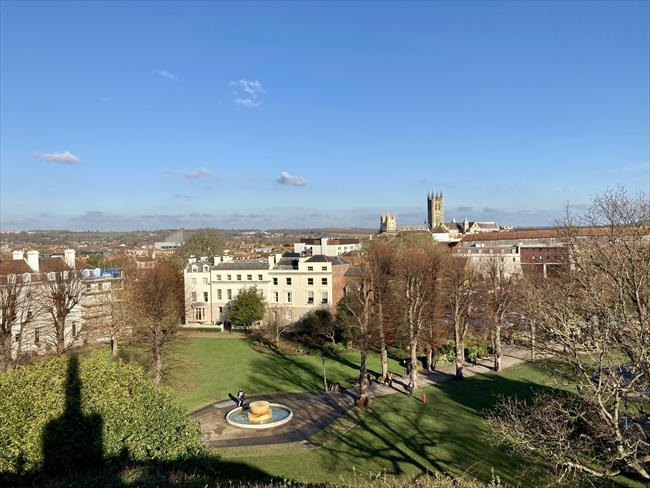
[{"x1": 191, "y1": 345, "x2": 533, "y2": 448}]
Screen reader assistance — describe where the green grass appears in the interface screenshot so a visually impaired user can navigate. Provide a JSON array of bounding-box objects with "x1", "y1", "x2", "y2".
[
  {"x1": 163, "y1": 338, "x2": 644, "y2": 487},
  {"x1": 166, "y1": 337, "x2": 405, "y2": 411},
  {"x1": 212, "y1": 362, "x2": 642, "y2": 487}
]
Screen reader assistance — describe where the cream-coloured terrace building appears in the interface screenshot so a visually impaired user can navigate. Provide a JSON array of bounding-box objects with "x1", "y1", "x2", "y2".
[
  {"x1": 0, "y1": 249, "x2": 123, "y2": 358},
  {"x1": 184, "y1": 253, "x2": 351, "y2": 328}
]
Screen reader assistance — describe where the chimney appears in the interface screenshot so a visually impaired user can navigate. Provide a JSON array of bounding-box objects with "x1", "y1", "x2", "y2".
[
  {"x1": 26, "y1": 250, "x2": 39, "y2": 272},
  {"x1": 64, "y1": 249, "x2": 76, "y2": 269},
  {"x1": 11, "y1": 250, "x2": 23, "y2": 260}
]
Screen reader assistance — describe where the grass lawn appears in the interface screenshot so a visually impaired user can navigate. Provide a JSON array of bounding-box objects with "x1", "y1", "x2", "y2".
[
  {"x1": 166, "y1": 337, "x2": 405, "y2": 411},
  {"x1": 163, "y1": 337, "x2": 644, "y2": 487}
]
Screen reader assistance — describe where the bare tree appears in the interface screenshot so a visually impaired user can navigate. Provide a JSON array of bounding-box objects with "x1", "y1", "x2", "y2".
[
  {"x1": 481, "y1": 260, "x2": 516, "y2": 372},
  {"x1": 40, "y1": 270, "x2": 85, "y2": 355},
  {"x1": 338, "y1": 256, "x2": 374, "y2": 401},
  {"x1": 443, "y1": 256, "x2": 476, "y2": 380},
  {"x1": 517, "y1": 274, "x2": 546, "y2": 360},
  {"x1": 264, "y1": 304, "x2": 294, "y2": 348},
  {"x1": 395, "y1": 241, "x2": 444, "y2": 389},
  {"x1": 87, "y1": 282, "x2": 130, "y2": 358},
  {"x1": 129, "y1": 262, "x2": 183, "y2": 385},
  {"x1": 488, "y1": 188, "x2": 650, "y2": 481},
  {"x1": 0, "y1": 276, "x2": 40, "y2": 370},
  {"x1": 367, "y1": 240, "x2": 394, "y2": 380}
]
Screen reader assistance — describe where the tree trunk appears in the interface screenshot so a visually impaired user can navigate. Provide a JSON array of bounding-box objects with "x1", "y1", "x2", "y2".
[
  {"x1": 529, "y1": 319, "x2": 536, "y2": 361},
  {"x1": 426, "y1": 347, "x2": 433, "y2": 371},
  {"x1": 1, "y1": 333, "x2": 12, "y2": 372},
  {"x1": 55, "y1": 317, "x2": 65, "y2": 355},
  {"x1": 376, "y1": 301, "x2": 387, "y2": 377},
  {"x1": 111, "y1": 337, "x2": 119, "y2": 358},
  {"x1": 493, "y1": 323, "x2": 502, "y2": 372},
  {"x1": 153, "y1": 345, "x2": 162, "y2": 386},
  {"x1": 454, "y1": 323, "x2": 464, "y2": 380},
  {"x1": 410, "y1": 340, "x2": 419, "y2": 389},
  {"x1": 358, "y1": 345, "x2": 369, "y2": 400}
]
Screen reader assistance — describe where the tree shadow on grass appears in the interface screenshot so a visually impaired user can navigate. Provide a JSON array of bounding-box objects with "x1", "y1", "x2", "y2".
[
  {"x1": 2, "y1": 355, "x2": 277, "y2": 488},
  {"x1": 316, "y1": 378, "x2": 554, "y2": 486}
]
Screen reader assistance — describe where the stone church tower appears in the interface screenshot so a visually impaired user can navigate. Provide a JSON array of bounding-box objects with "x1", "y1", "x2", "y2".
[
  {"x1": 379, "y1": 212, "x2": 397, "y2": 233},
  {"x1": 427, "y1": 192, "x2": 444, "y2": 229}
]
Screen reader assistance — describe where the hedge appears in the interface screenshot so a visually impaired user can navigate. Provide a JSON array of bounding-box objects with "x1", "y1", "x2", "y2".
[{"x1": 0, "y1": 351, "x2": 204, "y2": 475}]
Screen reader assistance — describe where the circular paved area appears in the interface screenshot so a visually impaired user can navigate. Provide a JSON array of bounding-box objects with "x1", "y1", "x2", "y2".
[{"x1": 191, "y1": 391, "x2": 355, "y2": 447}]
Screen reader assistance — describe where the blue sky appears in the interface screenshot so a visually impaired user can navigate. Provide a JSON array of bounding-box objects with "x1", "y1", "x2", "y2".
[{"x1": 1, "y1": 1, "x2": 648, "y2": 231}]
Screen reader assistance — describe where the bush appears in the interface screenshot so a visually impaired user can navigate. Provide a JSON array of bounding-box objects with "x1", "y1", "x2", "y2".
[
  {"x1": 438, "y1": 343, "x2": 456, "y2": 363},
  {"x1": 0, "y1": 351, "x2": 204, "y2": 475},
  {"x1": 465, "y1": 342, "x2": 489, "y2": 360}
]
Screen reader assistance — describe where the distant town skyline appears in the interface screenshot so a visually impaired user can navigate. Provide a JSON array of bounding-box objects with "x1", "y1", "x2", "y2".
[{"x1": 1, "y1": 1, "x2": 648, "y2": 232}]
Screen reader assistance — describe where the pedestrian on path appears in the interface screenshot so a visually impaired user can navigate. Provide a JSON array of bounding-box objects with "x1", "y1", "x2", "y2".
[
  {"x1": 407, "y1": 380, "x2": 414, "y2": 397},
  {"x1": 421, "y1": 393, "x2": 428, "y2": 405}
]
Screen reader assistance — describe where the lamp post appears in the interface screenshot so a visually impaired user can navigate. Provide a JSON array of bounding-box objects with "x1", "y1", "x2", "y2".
[{"x1": 321, "y1": 348, "x2": 328, "y2": 392}]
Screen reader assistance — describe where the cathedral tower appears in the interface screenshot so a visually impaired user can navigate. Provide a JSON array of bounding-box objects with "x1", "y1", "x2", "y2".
[{"x1": 427, "y1": 192, "x2": 444, "y2": 229}]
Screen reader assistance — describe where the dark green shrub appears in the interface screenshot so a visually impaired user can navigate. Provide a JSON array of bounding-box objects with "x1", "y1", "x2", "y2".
[
  {"x1": 0, "y1": 351, "x2": 203, "y2": 475},
  {"x1": 466, "y1": 342, "x2": 490, "y2": 360},
  {"x1": 438, "y1": 343, "x2": 456, "y2": 363}
]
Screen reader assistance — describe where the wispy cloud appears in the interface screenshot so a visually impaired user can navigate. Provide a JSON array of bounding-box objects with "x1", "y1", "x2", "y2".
[
  {"x1": 156, "y1": 69, "x2": 178, "y2": 81},
  {"x1": 181, "y1": 168, "x2": 214, "y2": 179},
  {"x1": 33, "y1": 151, "x2": 81, "y2": 164},
  {"x1": 174, "y1": 194, "x2": 194, "y2": 200},
  {"x1": 229, "y1": 79, "x2": 265, "y2": 108},
  {"x1": 277, "y1": 171, "x2": 306, "y2": 186}
]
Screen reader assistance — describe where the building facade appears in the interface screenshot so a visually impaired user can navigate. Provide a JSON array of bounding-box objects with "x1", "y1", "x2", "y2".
[
  {"x1": 293, "y1": 237, "x2": 362, "y2": 256},
  {"x1": 184, "y1": 253, "x2": 350, "y2": 327},
  {"x1": 0, "y1": 249, "x2": 122, "y2": 358}
]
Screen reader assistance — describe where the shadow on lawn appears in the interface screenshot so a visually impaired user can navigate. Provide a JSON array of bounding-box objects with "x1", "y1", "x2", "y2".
[
  {"x1": 3, "y1": 355, "x2": 275, "y2": 488},
  {"x1": 318, "y1": 373, "x2": 556, "y2": 486}
]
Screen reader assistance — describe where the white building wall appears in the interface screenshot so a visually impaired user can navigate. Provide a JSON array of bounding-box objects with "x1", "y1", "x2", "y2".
[{"x1": 184, "y1": 256, "x2": 335, "y2": 327}]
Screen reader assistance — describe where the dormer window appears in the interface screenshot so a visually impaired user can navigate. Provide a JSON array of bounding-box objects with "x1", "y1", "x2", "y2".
[
  {"x1": 191, "y1": 265, "x2": 198, "y2": 272},
  {"x1": 203, "y1": 265, "x2": 209, "y2": 272}
]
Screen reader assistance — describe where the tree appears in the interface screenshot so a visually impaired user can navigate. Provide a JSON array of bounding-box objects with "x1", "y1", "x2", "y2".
[
  {"x1": 89, "y1": 284, "x2": 130, "y2": 358},
  {"x1": 303, "y1": 309, "x2": 338, "y2": 347},
  {"x1": 85, "y1": 254, "x2": 108, "y2": 269},
  {"x1": 367, "y1": 240, "x2": 394, "y2": 380},
  {"x1": 442, "y1": 256, "x2": 477, "y2": 380},
  {"x1": 129, "y1": 262, "x2": 183, "y2": 385},
  {"x1": 40, "y1": 270, "x2": 85, "y2": 355},
  {"x1": 488, "y1": 188, "x2": 650, "y2": 481},
  {"x1": 480, "y1": 260, "x2": 516, "y2": 372},
  {"x1": 338, "y1": 256, "x2": 374, "y2": 401},
  {"x1": 0, "y1": 276, "x2": 40, "y2": 370},
  {"x1": 264, "y1": 304, "x2": 294, "y2": 348},
  {"x1": 394, "y1": 241, "x2": 444, "y2": 389},
  {"x1": 173, "y1": 229, "x2": 225, "y2": 268},
  {"x1": 227, "y1": 287, "x2": 265, "y2": 329}
]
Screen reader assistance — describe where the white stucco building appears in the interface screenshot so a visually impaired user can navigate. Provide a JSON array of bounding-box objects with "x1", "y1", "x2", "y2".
[
  {"x1": 0, "y1": 249, "x2": 123, "y2": 358},
  {"x1": 293, "y1": 237, "x2": 362, "y2": 257},
  {"x1": 184, "y1": 252, "x2": 351, "y2": 328}
]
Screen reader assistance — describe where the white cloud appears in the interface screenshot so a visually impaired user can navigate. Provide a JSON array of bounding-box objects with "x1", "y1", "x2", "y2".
[
  {"x1": 234, "y1": 97, "x2": 261, "y2": 108},
  {"x1": 277, "y1": 171, "x2": 306, "y2": 186},
  {"x1": 33, "y1": 151, "x2": 81, "y2": 164},
  {"x1": 156, "y1": 69, "x2": 178, "y2": 81},
  {"x1": 181, "y1": 168, "x2": 214, "y2": 179},
  {"x1": 229, "y1": 79, "x2": 265, "y2": 108}
]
